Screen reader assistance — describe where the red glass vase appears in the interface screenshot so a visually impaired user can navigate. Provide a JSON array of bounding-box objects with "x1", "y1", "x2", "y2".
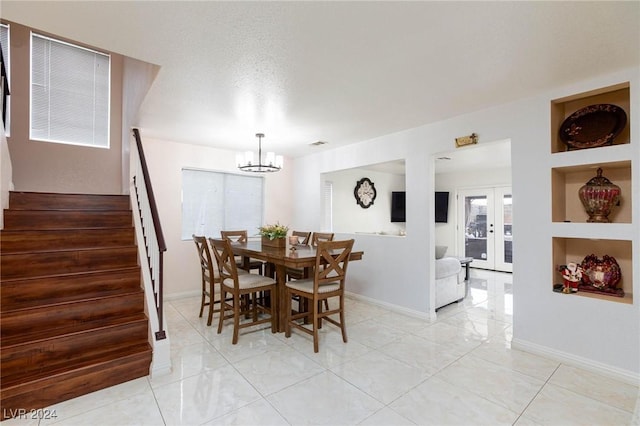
[{"x1": 578, "y1": 168, "x2": 621, "y2": 223}]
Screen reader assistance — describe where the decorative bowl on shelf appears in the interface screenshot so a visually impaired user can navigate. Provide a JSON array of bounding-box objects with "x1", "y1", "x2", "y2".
[
  {"x1": 559, "y1": 103, "x2": 627, "y2": 150},
  {"x1": 579, "y1": 254, "x2": 624, "y2": 297},
  {"x1": 578, "y1": 168, "x2": 621, "y2": 223}
]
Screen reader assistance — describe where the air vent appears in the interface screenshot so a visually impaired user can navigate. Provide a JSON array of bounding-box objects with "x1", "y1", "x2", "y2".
[
  {"x1": 310, "y1": 141, "x2": 328, "y2": 147},
  {"x1": 437, "y1": 156, "x2": 452, "y2": 160}
]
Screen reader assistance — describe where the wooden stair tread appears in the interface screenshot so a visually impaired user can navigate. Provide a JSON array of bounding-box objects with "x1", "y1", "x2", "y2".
[
  {"x1": 0, "y1": 266, "x2": 141, "y2": 284},
  {"x1": 3, "y1": 210, "x2": 133, "y2": 231},
  {"x1": 1, "y1": 313, "x2": 148, "y2": 347},
  {"x1": 8, "y1": 192, "x2": 130, "y2": 211},
  {"x1": 0, "y1": 244, "x2": 137, "y2": 256},
  {"x1": 0, "y1": 247, "x2": 139, "y2": 280},
  {"x1": 1, "y1": 319, "x2": 149, "y2": 382},
  {"x1": 1, "y1": 290, "x2": 145, "y2": 340},
  {"x1": 1, "y1": 343, "x2": 151, "y2": 390},
  {"x1": 0, "y1": 228, "x2": 135, "y2": 253},
  {"x1": 2, "y1": 289, "x2": 141, "y2": 313},
  {"x1": 1, "y1": 288, "x2": 144, "y2": 318}
]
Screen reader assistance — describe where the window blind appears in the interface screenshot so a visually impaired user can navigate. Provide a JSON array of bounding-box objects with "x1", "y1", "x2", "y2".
[
  {"x1": 322, "y1": 180, "x2": 333, "y2": 231},
  {"x1": 181, "y1": 169, "x2": 264, "y2": 240},
  {"x1": 30, "y1": 33, "x2": 110, "y2": 147}
]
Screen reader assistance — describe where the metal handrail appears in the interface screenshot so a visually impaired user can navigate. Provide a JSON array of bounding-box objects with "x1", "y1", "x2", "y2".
[{"x1": 132, "y1": 128, "x2": 167, "y2": 340}]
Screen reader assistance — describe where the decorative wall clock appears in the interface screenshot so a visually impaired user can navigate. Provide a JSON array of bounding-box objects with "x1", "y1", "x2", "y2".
[{"x1": 354, "y1": 177, "x2": 377, "y2": 209}]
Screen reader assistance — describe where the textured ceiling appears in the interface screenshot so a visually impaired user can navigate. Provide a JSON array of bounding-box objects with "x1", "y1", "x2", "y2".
[{"x1": 1, "y1": 1, "x2": 638, "y2": 158}]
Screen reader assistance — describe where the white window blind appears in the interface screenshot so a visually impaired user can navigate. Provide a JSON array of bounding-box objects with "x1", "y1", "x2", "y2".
[
  {"x1": 0, "y1": 25, "x2": 8, "y2": 66},
  {"x1": 182, "y1": 169, "x2": 264, "y2": 240},
  {"x1": 30, "y1": 33, "x2": 110, "y2": 148},
  {"x1": 1, "y1": 23, "x2": 10, "y2": 134},
  {"x1": 322, "y1": 180, "x2": 333, "y2": 231}
]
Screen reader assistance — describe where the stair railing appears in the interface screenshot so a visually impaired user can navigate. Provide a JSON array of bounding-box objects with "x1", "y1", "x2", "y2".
[{"x1": 131, "y1": 128, "x2": 167, "y2": 340}]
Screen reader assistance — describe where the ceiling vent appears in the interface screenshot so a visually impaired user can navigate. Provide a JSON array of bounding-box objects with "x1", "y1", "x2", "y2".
[{"x1": 310, "y1": 141, "x2": 328, "y2": 147}]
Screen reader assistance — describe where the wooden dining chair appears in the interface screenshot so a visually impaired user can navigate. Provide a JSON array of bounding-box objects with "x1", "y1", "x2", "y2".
[
  {"x1": 220, "y1": 230, "x2": 265, "y2": 274},
  {"x1": 192, "y1": 235, "x2": 223, "y2": 326},
  {"x1": 288, "y1": 231, "x2": 335, "y2": 312},
  {"x1": 311, "y1": 232, "x2": 335, "y2": 246},
  {"x1": 291, "y1": 231, "x2": 311, "y2": 245},
  {"x1": 286, "y1": 231, "x2": 312, "y2": 282},
  {"x1": 210, "y1": 238, "x2": 277, "y2": 344},
  {"x1": 287, "y1": 231, "x2": 334, "y2": 280},
  {"x1": 285, "y1": 239, "x2": 354, "y2": 352}
]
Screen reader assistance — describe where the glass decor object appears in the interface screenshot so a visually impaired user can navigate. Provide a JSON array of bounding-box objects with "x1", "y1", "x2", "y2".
[
  {"x1": 578, "y1": 168, "x2": 621, "y2": 223},
  {"x1": 579, "y1": 254, "x2": 623, "y2": 297}
]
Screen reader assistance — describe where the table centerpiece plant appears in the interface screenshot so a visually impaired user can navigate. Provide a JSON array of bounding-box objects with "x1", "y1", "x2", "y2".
[{"x1": 258, "y1": 223, "x2": 289, "y2": 248}]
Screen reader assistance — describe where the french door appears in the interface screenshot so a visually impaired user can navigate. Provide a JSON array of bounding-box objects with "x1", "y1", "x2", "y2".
[{"x1": 457, "y1": 186, "x2": 512, "y2": 272}]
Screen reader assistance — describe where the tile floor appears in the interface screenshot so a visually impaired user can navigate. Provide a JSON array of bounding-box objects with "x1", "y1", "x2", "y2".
[{"x1": 9, "y1": 269, "x2": 640, "y2": 425}]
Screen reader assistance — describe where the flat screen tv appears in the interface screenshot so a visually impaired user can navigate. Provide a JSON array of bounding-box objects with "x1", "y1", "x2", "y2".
[
  {"x1": 390, "y1": 191, "x2": 406, "y2": 222},
  {"x1": 435, "y1": 191, "x2": 449, "y2": 223}
]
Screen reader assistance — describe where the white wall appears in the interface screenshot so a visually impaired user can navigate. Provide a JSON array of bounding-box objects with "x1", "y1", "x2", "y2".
[
  {"x1": 140, "y1": 137, "x2": 293, "y2": 298},
  {"x1": 326, "y1": 167, "x2": 405, "y2": 235},
  {"x1": 122, "y1": 57, "x2": 159, "y2": 194},
  {"x1": 435, "y1": 166, "x2": 511, "y2": 256},
  {"x1": 292, "y1": 67, "x2": 639, "y2": 379}
]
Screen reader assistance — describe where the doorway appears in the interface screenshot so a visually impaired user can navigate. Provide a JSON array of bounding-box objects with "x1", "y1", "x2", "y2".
[{"x1": 457, "y1": 186, "x2": 512, "y2": 272}]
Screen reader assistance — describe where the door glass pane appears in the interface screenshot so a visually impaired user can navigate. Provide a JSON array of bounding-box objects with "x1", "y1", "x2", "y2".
[
  {"x1": 464, "y1": 195, "x2": 487, "y2": 260},
  {"x1": 503, "y1": 194, "x2": 512, "y2": 264}
]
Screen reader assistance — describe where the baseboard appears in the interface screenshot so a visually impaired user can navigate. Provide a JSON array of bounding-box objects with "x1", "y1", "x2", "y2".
[
  {"x1": 345, "y1": 291, "x2": 436, "y2": 321},
  {"x1": 512, "y1": 337, "x2": 639, "y2": 386}
]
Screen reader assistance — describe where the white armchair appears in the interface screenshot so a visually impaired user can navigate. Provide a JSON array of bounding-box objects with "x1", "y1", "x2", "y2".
[{"x1": 434, "y1": 246, "x2": 466, "y2": 310}]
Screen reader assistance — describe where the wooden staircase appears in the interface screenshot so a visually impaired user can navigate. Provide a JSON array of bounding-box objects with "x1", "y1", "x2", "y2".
[{"x1": 0, "y1": 191, "x2": 152, "y2": 419}]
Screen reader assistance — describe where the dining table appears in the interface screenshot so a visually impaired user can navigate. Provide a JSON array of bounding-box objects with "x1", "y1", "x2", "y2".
[{"x1": 229, "y1": 239, "x2": 364, "y2": 332}]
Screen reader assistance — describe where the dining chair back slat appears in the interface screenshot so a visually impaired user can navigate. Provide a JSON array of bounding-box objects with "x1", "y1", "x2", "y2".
[
  {"x1": 311, "y1": 232, "x2": 334, "y2": 246},
  {"x1": 291, "y1": 231, "x2": 311, "y2": 245},
  {"x1": 220, "y1": 230, "x2": 248, "y2": 243}
]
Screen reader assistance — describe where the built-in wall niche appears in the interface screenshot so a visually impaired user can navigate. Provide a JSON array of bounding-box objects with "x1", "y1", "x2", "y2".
[
  {"x1": 550, "y1": 83, "x2": 630, "y2": 154},
  {"x1": 551, "y1": 161, "x2": 631, "y2": 223},
  {"x1": 552, "y1": 237, "x2": 632, "y2": 304}
]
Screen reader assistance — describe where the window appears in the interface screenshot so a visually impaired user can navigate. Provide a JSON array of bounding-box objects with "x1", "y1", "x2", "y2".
[
  {"x1": 181, "y1": 169, "x2": 264, "y2": 240},
  {"x1": 30, "y1": 33, "x2": 110, "y2": 147},
  {"x1": 322, "y1": 180, "x2": 333, "y2": 231},
  {"x1": 1, "y1": 23, "x2": 10, "y2": 133}
]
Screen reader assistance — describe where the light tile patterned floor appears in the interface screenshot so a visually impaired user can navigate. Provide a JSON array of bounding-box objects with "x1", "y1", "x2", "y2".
[{"x1": 9, "y1": 269, "x2": 640, "y2": 425}]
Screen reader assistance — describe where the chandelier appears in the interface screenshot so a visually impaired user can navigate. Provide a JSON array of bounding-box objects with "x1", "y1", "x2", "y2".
[{"x1": 236, "y1": 133, "x2": 283, "y2": 173}]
